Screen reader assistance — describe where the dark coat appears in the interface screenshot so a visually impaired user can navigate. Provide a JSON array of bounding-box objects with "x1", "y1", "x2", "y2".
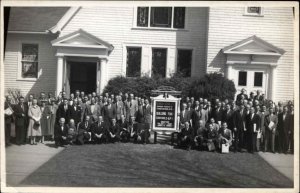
[
  {"x1": 13, "y1": 103, "x2": 28, "y2": 127},
  {"x1": 70, "y1": 105, "x2": 82, "y2": 124},
  {"x1": 222, "y1": 110, "x2": 234, "y2": 129},
  {"x1": 232, "y1": 109, "x2": 244, "y2": 133},
  {"x1": 54, "y1": 123, "x2": 68, "y2": 138},
  {"x1": 109, "y1": 124, "x2": 120, "y2": 135},
  {"x1": 91, "y1": 121, "x2": 108, "y2": 135},
  {"x1": 103, "y1": 104, "x2": 117, "y2": 122},
  {"x1": 245, "y1": 113, "x2": 260, "y2": 133},
  {"x1": 212, "y1": 107, "x2": 223, "y2": 123},
  {"x1": 56, "y1": 104, "x2": 72, "y2": 124}
]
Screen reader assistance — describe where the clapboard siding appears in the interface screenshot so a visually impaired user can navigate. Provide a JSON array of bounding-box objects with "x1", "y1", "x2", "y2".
[
  {"x1": 61, "y1": 7, "x2": 208, "y2": 79},
  {"x1": 4, "y1": 33, "x2": 58, "y2": 97},
  {"x1": 207, "y1": 7, "x2": 294, "y2": 102}
]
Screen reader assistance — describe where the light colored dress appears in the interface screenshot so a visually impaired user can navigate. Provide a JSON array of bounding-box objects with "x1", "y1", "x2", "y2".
[
  {"x1": 47, "y1": 104, "x2": 58, "y2": 136},
  {"x1": 27, "y1": 105, "x2": 42, "y2": 137}
]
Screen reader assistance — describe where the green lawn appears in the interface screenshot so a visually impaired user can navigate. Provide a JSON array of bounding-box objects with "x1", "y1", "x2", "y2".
[{"x1": 20, "y1": 143, "x2": 293, "y2": 188}]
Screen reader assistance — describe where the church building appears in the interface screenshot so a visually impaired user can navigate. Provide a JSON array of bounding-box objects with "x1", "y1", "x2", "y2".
[{"x1": 4, "y1": 6, "x2": 295, "y2": 102}]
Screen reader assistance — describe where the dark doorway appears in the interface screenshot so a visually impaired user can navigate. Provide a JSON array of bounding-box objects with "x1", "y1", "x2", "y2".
[{"x1": 70, "y1": 62, "x2": 97, "y2": 94}]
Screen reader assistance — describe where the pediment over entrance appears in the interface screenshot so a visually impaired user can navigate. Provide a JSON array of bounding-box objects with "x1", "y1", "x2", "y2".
[
  {"x1": 222, "y1": 35, "x2": 285, "y2": 56},
  {"x1": 51, "y1": 29, "x2": 114, "y2": 50}
]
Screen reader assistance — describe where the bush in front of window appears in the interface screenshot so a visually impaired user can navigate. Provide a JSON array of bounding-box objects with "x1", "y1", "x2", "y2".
[
  {"x1": 103, "y1": 72, "x2": 194, "y2": 98},
  {"x1": 188, "y1": 72, "x2": 237, "y2": 102}
]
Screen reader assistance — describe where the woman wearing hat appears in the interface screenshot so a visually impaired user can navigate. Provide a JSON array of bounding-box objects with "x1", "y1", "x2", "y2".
[{"x1": 27, "y1": 98, "x2": 42, "y2": 145}]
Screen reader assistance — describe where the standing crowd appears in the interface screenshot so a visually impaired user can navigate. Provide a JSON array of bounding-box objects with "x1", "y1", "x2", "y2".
[{"x1": 4, "y1": 88, "x2": 294, "y2": 154}]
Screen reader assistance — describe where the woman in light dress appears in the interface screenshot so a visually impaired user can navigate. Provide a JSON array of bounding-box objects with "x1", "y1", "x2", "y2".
[{"x1": 27, "y1": 98, "x2": 42, "y2": 145}]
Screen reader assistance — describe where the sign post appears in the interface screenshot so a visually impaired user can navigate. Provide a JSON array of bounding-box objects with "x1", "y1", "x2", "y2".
[{"x1": 151, "y1": 91, "x2": 181, "y2": 144}]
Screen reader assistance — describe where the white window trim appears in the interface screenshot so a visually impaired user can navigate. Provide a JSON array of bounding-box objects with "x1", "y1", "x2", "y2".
[
  {"x1": 175, "y1": 47, "x2": 195, "y2": 77},
  {"x1": 17, "y1": 42, "x2": 40, "y2": 82},
  {"x1": 132, "y1": 6, "x2": 187, "y2": 31},
  {"x1": 243, "y1": 7, "x2": 264, "y2": 17}
]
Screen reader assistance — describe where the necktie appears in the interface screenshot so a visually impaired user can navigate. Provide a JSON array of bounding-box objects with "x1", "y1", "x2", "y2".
[
  {"x1": 21, "y1": 104, "x2": 24, "y2": 111},
  {"x1": 85, "y1": 122, "x2": 88, "y2": 128}
]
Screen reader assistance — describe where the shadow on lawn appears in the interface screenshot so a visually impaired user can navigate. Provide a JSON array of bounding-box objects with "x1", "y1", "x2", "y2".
[{"x1": 19, "y1": 143, "x2": 293, "y2": 188}]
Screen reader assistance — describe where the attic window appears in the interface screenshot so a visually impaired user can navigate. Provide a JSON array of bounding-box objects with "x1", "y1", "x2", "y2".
[{"x1": 244, "y1": 7, "x2": 264, "y2": 16}]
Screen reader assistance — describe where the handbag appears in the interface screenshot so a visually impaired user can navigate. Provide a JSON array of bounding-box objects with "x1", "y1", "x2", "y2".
[
  {"x1": 221, "y1": 143, "x2": 229, "y2": 153},
  {"x1": 34, "y1": 120, "x2": 40, "y2": 127}
]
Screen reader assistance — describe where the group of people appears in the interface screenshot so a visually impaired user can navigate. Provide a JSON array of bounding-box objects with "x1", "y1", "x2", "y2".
[
  {"x1": 177, "y1": 89, "x2": 294, "y2": 153},
  {"x1": 4, "y1": 88, "x2": 294, "y2": 154},
  {"x1": 4, "y1": 90, "x2": 152, "y2": 147}
]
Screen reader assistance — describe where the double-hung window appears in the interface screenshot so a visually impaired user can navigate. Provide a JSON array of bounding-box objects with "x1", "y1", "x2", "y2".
[
  {"x1": 21, "y1": 44, "x2": 38, "y2": 79},
  {"x1": 137, "y1": 7, "x2": 185, "y2": 29}
]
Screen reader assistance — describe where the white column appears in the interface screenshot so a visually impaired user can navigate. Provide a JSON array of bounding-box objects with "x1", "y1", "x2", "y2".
[
  {"x1": 226, "y1": 63, "x2": 233, "y2": 80},
  {"x1": 270, "y1": 65, "x2": 277, "y2": 101},
  {"x1": 100, "y1": 58, "x2": 108, "y2": 94},
  {"x1": 56, "y1": 56, "x2": 64, "y2": 97},
  {"x1": 96, "y1": 60, "x2": 101, "y2": 94}
]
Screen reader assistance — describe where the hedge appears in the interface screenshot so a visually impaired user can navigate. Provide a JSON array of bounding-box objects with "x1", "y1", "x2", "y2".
[{"x1": 103, "y1": 72, "x2": 236, "y2": 101}]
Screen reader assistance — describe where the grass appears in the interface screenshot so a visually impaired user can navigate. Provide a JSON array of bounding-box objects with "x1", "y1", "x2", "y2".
[{"x1": 20, "y1": 143, "x2": 293, "y2": 188}]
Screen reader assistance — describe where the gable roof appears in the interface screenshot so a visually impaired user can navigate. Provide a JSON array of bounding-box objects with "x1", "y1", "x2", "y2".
[
  {"x1": 8, "y1": 7, "x2": 70, "y2": 32},
  {"x1": 222, "y1": 35, "x2": 285, "y2": 56},
  {"x1": 51, "y1": 29, "x2": 114, "y2": 50}
]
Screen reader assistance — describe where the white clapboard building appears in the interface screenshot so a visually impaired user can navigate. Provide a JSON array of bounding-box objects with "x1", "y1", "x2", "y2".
[{"x1": 4, "y1": 6, "x2": 295, "y2": 102}]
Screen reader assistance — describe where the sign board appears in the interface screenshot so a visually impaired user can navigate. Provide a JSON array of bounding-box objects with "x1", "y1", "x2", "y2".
[{"x1": 151, "y1": 94, "x2": 181, "y2": 132}]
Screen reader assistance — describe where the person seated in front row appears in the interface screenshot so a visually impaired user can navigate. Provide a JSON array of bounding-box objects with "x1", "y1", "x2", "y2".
[
  {"x1": 67, "y1": 119, "x2": 78, "y2": 145},
  {"x1": 91, "y1": 115, "x2": 108, "y2": 144},
  {"x1": 108, "y1": 118, "x2": 120, "y2": 143},
  {"x1": 54, "y1": 118, "x2": 68, "y2": 147},
  {"x1": 218, "y1": 122, "x2": 233, "y2": 152},
  {"x1": 77, "y1": 115, "x2": 92, "y2": 145},
  {"x1": 194, "y1": 120, "x2": 207, "y2": 150},
  {"x1": 177, "y1": 121, "x2": 194, "y2": 151},
  {"x1": 206, "y1": 123, "x2": 219, "y2": 152},
  {"x1": 129, "y1": 116, "x2": 138, "y2": 140},
  {"x1": 118, "y1": 114, "x2": 130, "y2": 142}
]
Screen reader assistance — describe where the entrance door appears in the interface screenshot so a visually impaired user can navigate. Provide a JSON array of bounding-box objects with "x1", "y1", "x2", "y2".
[
  {"x1": 234, "y1": 67, "x2": 269, "y2": 98},
  {"x1": 70, "y1": 62, "x2": 97, "y2": 94}
]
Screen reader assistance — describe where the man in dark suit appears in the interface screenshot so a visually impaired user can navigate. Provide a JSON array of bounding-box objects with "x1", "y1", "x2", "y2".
[
  {"x1": 4, "y1": 95, "x2": 14, "y2": 146},
  {"x1": 118, "y1": 114, "x2": 130, "y2": 142},
  {"x1": 56, "y1": 98, "x2": 72, "y2": 125},
  {"x1": 277, "y1": 106, "x2": 290, "y2": 153},
  {"x1": 103, "y1": 98, "x2": 117, "y2": 125},
  {"x1": 177, "y1": 121, "x2": 194, "y2": 150},
  {"x1": 245, "y1": 107, "x2": 260, "y2": 153},
  {"x1": 222, "y1": 103, "x2": 234, "y2": 130},
  {"x1": 13, "y1": 96, "x2": 28, "y2": 145},
  {"x1": 108, "y1": 118, "x2": 120, "y2": 143},
  {"x1": 91, "y1": 116, "x2": 108, "y2": 144},
  {"x1": 232, "y1": 105, "x2": 245, "y2": 152},
  {"x1": 69, "y1": 98, "x2": 82, "y2": 126},
  {"x1": 77, "y1": 115, "x2": 92, "y2": 145},
  {"x1": 212, "y1": 102, "x2": 223, "y2": 126},
  {"x1": 54, "y1": 118, "x2": 68, "y2": 147}
]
